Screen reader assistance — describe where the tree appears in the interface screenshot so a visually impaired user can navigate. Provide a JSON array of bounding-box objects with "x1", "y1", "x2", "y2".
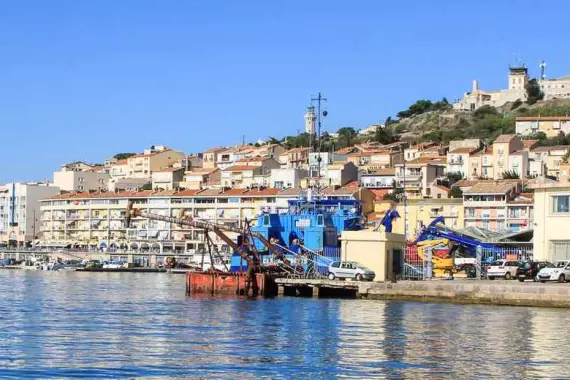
[
  {"x1": 337, "y1": 127, "x2": 357, "y2": 148},
  {"x1": 266, "y1": 136, "x2": 281, "y2": 145},
  {"x1": 525, "y1": 78, "x2": 544, "y2": 105},
  {"x1": 374, "y1": 125, "x2": 393, "y2": 144},
  {"x1": 501, "y1": 170, "x2": 520, "y2": 179},
  {"x1": 473, "y1": 105, "x2": 498, "y2": 119},
  {"x1": 114, "y1": 153, "x2": 136, "y2": 160},
  {"x1": 446, "y1": 172, "x2": 463, "y2": 186},
  {"x1": 510, "y1": 99, "x2": 523, "y2": 110},
  {"x1": 449, "y1": 186, "x2": 463, "y2": 199},
  {"x1": 141, "y1": 183, "x2": 153, "y2": 190}
]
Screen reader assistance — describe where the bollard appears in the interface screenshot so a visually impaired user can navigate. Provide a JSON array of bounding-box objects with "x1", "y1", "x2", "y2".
[{"x1": 476, "y1": 245, "x2": 482, "y2": 280}]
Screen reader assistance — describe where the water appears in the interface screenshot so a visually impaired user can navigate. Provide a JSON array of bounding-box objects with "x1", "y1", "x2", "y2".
[{"x1": 0, "y1": 271, "x2": 568, "y2": 380}]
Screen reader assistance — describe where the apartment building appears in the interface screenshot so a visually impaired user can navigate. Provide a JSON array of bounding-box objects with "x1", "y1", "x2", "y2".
[
  {"x1": 394, "y1": 158, "x2": 446, "y2": 198},
  {"x1": 447, "y1": 147, "x2": 480, "y2": 178},
  {"x1": 38, "y1": 184, "x2": 370, "y2": 255},
  {"x1": 531, "y1": 180, "x2": 570, "y2": 261},
  {"x1": 39, "y1": 188, "x2": 287, "y2": 255},
  {"x1": 516, "y1": 116, "x2": 570, "y2": 137},
  {"x1": 107, "y1": 159, "x2": 129, "y2": 179},
  {"x1": 203, "y1": 147, "x2": 226, "y2": 169},
  {"x1": 324, "y1": 161, "x2": 358, "y2": 187},
  {"x1": 308, "y1": 152, "x2": 346, "y2": 178},
  {"x1": 270, "y1": 168, "x2": 308, "y2": 189},
  {"x1": 463, "y1": 181, "x2": 532, "y2": 232},
  {"x1": 151, "y1": 167, "x2": 185, "y2": 190},
  {"x1": 0, "y1": 182, "x2": 60, "y2": 246},
  {"x1": 404, "y1": 142, "x2": 440, "y2": 161},
  {"x1": 53, "y1": 165, "x2": 109, "y2": 192},
  {"x1": 127, "y1": 146, "x2": 186, "y2": 180},
  {"x1": 221, "y1": 157, "x2": 280, "y2": 188},
  {"x1": 278, "y1": 147, "x2": 309, "y2": 169},
  {"x1": 530, "y1": 145, "x2": 570, "y2": 178},
  {"x1": 369, "y1": 150, "x2": 404, "y2": 169},
  {"x1": 180, "y1": 168, "x2": 221, "y2": 190}
]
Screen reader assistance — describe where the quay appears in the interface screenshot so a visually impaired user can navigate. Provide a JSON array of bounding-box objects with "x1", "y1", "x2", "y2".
[{"x1": 275, "y1": 278, "x2": 570, "y2": 308}]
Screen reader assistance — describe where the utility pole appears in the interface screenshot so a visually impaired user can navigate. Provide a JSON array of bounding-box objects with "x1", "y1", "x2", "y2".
[{"x1": 310, "y1": 92, "x2": 327, "y2": 195}]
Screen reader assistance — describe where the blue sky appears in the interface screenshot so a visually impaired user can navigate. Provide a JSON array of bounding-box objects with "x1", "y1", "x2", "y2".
[{"x1": 1, "y1": 0, "x2": 570, "y2": 182}]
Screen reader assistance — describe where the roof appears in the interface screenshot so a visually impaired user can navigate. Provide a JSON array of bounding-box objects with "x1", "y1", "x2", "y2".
[
  {"x1": 464, "y1": 181, "x2": 518, "y2": 194},
  {"x1": 203, "y1": 146, "x2": 227, "y2": 154},
  {"x1": 335, "y1": 146, "x2": 357, "y2": 154},
  {"x1": 223, "y1": 165, "x2": 258, "y2": 172},
  {"x1": 448, "y1": 147, "x2": 479, "y2": 154},
  {"x1": 133, "y1": 148, "x2": 172, "y2": 158},
  {"x1": 155, "y1": 167, "x2": 184, "y2": 173},
  {"x1": 507, "y1": 193, "x2": 534, "y2": 205},
  {"x1": 397, "y1": 157, "x2": 446, "y2": 166},
  {"x1": 493, "y1": 134, "x2": 517, "y2": 143},
  {"x1": 361, "y1": 168, "x2": 396, "y2": 176},
  {"x1": 185, "y1": 167, "x2": 219, "y2": 174},
  {"x1": 369, "y1": 189, "x2": 391, "y2": 200},
  {"x1": 516, "y1": 116, "x2": 570, "y2": 121},
  {"x1": 282, "y1": 147, "x2": 309, "y2": 155},
  {"x1": 110, "y1": 159, "x2": 128, "y2": 166},
  {"x1": 522, "y1": 140, "x2": 539, "y2": 149},
  {"x1": 531, "y1": 145, "x2": 570, "y2": 153},
  {"x1": 236, "y1": 156, "x2": 268, "y2": 163},
  {"x1": 434, "y1": 185, "x2": 451, "y2": 192}
]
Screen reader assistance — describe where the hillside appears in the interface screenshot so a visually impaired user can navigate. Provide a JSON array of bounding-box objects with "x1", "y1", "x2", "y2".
[{"x1": 391, "y1": 98, "x2": 570, "y2": 145}]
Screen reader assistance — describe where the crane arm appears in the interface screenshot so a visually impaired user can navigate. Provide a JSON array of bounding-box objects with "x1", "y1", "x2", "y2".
[{"x1": 126, "y1": 202, "x2": 256, "y2": 267}]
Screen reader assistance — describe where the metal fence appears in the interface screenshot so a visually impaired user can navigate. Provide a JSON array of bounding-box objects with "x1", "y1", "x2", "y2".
[{"x1": 398, "y1": 245, "x2": 426, "y2": 280}]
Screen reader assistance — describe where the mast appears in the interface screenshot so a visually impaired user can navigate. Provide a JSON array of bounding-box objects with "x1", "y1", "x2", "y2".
[{"x1": 310, "y1": 92, "x2": 327, "y2": 196}]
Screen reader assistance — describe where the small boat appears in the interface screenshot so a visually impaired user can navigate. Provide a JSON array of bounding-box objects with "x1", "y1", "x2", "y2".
[
  {"x1": 42, "y1": 262, "x2": 65, "y2": 271},
  {"x1": 19, "y1": 260, "x2": 42, "y2": 270}
]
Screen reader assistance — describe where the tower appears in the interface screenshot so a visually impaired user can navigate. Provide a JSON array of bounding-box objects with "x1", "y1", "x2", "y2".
[
  {"x1": 508, "y1": 65, "x2": 528, "y2": 91},
  {"x1": 304, "y1": 106, "x2": 316, "y2": 134}
]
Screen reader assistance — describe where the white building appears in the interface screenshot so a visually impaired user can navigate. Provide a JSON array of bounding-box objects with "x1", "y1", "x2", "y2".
[
  {"x1": 0, "y1": 182, "x2": 60, "y2": 246},
  {"x1": 453, "y1": 66, "x2": 528, "y2": 111},
  {"x1": 270, "y1": 168, "x2": 308, "y2": 189}
]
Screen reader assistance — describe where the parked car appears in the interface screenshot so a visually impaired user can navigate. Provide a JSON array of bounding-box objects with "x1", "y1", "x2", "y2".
[
  {"x1": 516, "y1": 261, "x2": 551, "y2": 282},
  {"x1": 487, "y1": 259, "x2": 520, "y2": 280},
  {"x1": 537, "y1": 260, "x2": 570, "y2": 283},
  {"x1": 328, "y1": 261, "x2": 375, "y2": 281}
]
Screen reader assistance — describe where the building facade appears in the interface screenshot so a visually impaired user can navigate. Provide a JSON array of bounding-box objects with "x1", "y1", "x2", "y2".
[{"x1": 0, "y1": 182, "x2": 60, "y2": 246}]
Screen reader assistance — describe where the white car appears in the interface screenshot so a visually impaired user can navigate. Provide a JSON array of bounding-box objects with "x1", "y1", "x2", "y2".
[
  {"x1": 487, "y1": 259, "x2": 520, "y2": 280},
  {"x1": 328, "y1": 261, "x2": 375, "y2": 281},
  {"x1": 537, "y1": 260, "x2": 570, "y2": 283}
]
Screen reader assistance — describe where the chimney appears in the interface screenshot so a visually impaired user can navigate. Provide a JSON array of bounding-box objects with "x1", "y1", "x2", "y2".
[{"x1": 472, "y1": 79, "x2": 479, "y2": 92}]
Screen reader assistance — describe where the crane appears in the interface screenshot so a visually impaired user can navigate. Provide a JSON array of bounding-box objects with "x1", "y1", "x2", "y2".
[{"x1": 125, "y1": 201, "x2": 292, "y2": 295}]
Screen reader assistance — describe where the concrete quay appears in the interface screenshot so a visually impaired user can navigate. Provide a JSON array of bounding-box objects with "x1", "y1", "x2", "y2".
[
  {"x1": 275, "y1": 278, "x2": 570, "y2": 307},
  {"x1": 360, "y1": 280, "x2": 570, "y2": 308}
]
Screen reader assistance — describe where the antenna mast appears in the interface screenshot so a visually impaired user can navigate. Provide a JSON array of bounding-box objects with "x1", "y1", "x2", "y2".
[{"x1": 310, "y1": 92, "x2": 327, "y2": 195}]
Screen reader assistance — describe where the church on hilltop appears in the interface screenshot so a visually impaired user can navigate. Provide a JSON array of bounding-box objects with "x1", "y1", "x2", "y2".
[{"x1": 453, "y1": 62, "x2": 570, "y2": 111}]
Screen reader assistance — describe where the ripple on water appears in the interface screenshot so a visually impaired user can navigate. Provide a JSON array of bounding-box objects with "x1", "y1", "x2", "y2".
[{"x1": 0, "y1": 271, "x2": 568, "y2": 379}]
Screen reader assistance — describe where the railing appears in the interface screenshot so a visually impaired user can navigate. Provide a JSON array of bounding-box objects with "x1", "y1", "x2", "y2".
[{"x1": 463, "y1": 200, "x2": 506, "y2": 207}]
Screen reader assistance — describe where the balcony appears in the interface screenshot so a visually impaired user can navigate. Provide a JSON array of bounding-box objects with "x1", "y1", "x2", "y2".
[
  {"x1": 463, "y1": 200, "x2": 506, "y2": 207},
  {"x1": 397, "y1": 174, "x2": 422, "y2": 182},
  {"x1": 448, "y1": 158, "x2": 464, "y2": 165}
]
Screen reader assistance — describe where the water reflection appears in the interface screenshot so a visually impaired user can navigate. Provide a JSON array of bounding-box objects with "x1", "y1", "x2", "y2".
[{"x1": 0, "y1": 271, "x2": 569, "y2": 379}]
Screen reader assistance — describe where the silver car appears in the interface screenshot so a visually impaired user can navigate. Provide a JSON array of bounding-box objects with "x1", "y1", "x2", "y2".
[{"x1": 328, "y1": 261, "x2": 375, "y2": 281}]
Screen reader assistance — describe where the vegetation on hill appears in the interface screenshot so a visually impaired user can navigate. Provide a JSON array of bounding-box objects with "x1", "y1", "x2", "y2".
[{"x1": 113, "y1": 153, "x2": 137, "y2": 160}]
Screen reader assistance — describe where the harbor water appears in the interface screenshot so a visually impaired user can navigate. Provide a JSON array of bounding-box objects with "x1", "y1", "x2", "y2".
[{"x1": 0, "y1": 271, "x2": 569, "y2": 379}]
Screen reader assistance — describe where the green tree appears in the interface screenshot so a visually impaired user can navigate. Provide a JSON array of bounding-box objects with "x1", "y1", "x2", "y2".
[
  {"x1": 446, "y1": 172, "x2": 463, "y2": 186},
  {"x1": 141, "y1": 183, "x2": 153, "y2": 190},
  {"x1": 337, "y1": 127, "x2": 357, "y2": 148},
  {"x1": 374, "y1": 125, "x2": 393, "y2": 144},
  {"x1": 113, "y1": 153, "x2": 136, "y2": 160},
  {"x1": 449, "y1": 186, "x2": 463, "y2": 199},
  {"x1": 525, "y1": 78, "x2": 544, "y2": 105},
  {"x1": 266, "y1": 136, "x2": 281, "y2": 145}
]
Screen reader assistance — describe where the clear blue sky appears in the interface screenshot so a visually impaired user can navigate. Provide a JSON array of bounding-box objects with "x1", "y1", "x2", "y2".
[{"x1": 2, "y1": 0, "x2": 570, "y2": 182}]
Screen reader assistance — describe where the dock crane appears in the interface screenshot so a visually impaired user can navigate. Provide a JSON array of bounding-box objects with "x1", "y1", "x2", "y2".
[{"x1": 125, "y1": 201, "x2": 291, "y2": 295}]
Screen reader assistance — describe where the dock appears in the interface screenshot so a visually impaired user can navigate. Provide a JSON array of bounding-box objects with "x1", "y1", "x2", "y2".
[{"x1": 275, "y1": 278, "x2": 570, "y2": 308}]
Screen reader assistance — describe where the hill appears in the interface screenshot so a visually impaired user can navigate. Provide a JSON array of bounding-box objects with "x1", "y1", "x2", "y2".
[{"x1": 388, "y1": 98, "x2": 570, "y2": 145}]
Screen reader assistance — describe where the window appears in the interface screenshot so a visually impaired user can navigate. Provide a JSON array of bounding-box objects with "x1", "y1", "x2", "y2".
[
  {"x1": 78, "y1": 186, "x2": 84, "y2": 191},
  {"x1": 552, "y1": 195, "x2": 570, "y2": 214}
]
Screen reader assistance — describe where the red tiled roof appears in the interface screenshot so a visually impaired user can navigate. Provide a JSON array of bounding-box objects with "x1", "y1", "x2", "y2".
[
  {"x1": 223, "y1": 165, "x2": 257, "y2": 172},
  {"x1": 493, "y1": 134, "x2": 517, "y2": 143},
  {"x1": 369, "y1": 189, "x2": 391, "y2": 200},
  {"x1": 516, "y1": 116, "x2": 570, "y2": 121},
  {"x1": 449, "y1": 147, "x2": 479, "y2": 154}
]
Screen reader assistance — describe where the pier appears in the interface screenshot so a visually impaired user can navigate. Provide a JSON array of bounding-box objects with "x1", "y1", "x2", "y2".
[{"x1": 275, "y1": 278, "x2": 570, "y2": 308}]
